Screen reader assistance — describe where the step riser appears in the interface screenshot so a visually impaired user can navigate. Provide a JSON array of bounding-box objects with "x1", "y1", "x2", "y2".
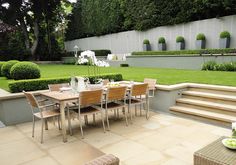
[
  {"x1": 188, "y1": 88, "x2": 236, "y2": 96},
  {"x1": 170, "y1": 107, "x2": 235, "y2": 123},
  {"x1": 182, "y1": 95, "x2": 236, "y2": 106},
  {"x1": 171, "y1": 111, "x2": 231, "y2": 127},
  {"x1": 176, "y1": 102, "x2": 236, "y2": 116}
]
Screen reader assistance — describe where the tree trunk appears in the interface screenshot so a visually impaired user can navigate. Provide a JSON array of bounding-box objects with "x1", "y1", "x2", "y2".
[
  {"x1": 18, "y1": 18, "x2": 30, "y2": 50},
  {"x1": 31, "y1": 20, "x2": 40, "y2": 60}
]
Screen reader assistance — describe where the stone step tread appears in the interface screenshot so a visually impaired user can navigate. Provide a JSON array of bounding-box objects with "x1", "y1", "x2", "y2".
[
  {"x1": 170, "y1": 106, "x2": 236, "y2": 123},
  {"x1": 182, "y1": 91, "x2": 236, "y2": 101},
  {"x1": 176, "y1": 98, "x2": 236, "y2": 112}
]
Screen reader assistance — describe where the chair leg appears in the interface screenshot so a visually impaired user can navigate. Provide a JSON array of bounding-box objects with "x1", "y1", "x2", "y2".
[
  {"x1": 79, "y1": 116, "x2": 84, "y2": 139},
  {"x1": 101, "y1": 112, "x2": 106, "y2": 133},
  {"x1": 67, "y1": 108, "x2": 72, "y2": 135},
  {"x1": 146, "y1": 100, "x2": 150, "y2": 120},
  {"x1": 106, "y1": 110, "x2": 110, "y2": 131},
  {"x1": 117, "y1": 109, "x2": 119, "y2": 118},
  {"x1": 41, "y1": 119, "x2": 44, "y2": 143},
  {"x1": 135, "y1": 105, "x2": 137, "y2": 116},
  {"x1": 45, "y1": 119, "x2": 48, "y2": 130},
  {"x1": 114, "y1": 110, "x2": 117, "y2": 119},
  {"x1": 84, "y1": 115, "x2": 88, "y2": 125},
  {"x1": 57, "y1": 116, "x2": 61, "y2": 130},
  {"x1": 32, "y1": 116, "x2": 35, "y2": 137},
  {"x1": 129, "y1": 105, "x2": 133, "y2": 124},
  {"x1": 124, "y1": 107, "x2": 128, "y2": 126},
  {"x1": 140, "y1": 103, "x2": 142, "y2": 116},
  {"x1": 93, "y1": 114, "x2": 96, "y2": 125}
]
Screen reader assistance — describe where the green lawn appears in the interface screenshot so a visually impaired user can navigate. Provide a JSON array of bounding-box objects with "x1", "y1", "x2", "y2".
[{"x1": 1, "y1": 64, "x2": 236, "y2": 91}]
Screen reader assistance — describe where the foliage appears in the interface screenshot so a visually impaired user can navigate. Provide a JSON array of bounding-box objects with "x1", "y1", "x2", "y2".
[
  {"x1": 196, "y1": 33, "x2": 206, "y2": 40},
  {"x1": 143, "y1": 39, "x2": 150, "y2": 44},
  {"x1": 0, "y1": 62, "x2": 6, "y2": 77},
  {"x1": 132, "y1": 48, "x2": 236, "y2": 55},
  {"x1": 1, "y1": 60, "x2": 19, "y2": 79},
  {"x1": 202, "y1": 61, "x2": 217, "y2": 70},
  {"x1": 65, "y1": 50, "x2": 111, "y2": 57},
  {"x1": 158, "y1": 37, "x2": 166, "y2": 44},
  {"x1": 10, "y1": 62, "x2": 41, "y2": 80},
  {"x1": 120, "y1": 64, "x2": 129, "y2": 67},
  {"x1": 202, "y1": 61, "x2": 236, "y2": 71},
  {"x1": 220, "y1": 31, "x2": 231, "y2": 38},
  {"x1": 65, "y1": 0, "x2": 236, "y2": 40},
  {"x1": 176, "y1": 36, "x2": 185, "y2": 43},
  {"x1": 8, "y1": 73, "x2": 123, "y2": 93}
]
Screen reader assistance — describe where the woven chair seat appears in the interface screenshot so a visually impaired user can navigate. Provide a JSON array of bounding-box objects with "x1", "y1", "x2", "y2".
[{"x1": 84, "y1": 154, "x2": 119, "y2": 165}]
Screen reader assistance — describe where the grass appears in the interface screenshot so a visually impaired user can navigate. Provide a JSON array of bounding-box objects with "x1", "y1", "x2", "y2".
[{"x1": 1, "y1": 64, "x2": 236, "y2": 91}]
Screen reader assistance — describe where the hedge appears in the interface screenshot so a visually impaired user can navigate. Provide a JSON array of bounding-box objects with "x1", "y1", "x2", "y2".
[
  {"x1": 1, "y1": 60, "x2": 19, "y2": 79},
  {"x1": 202, "y1": 61, "x2": 236, "y2": 71},
  {"x1": 0, "y1": 62, "x2": 6, "y2": 77},
  {"x1": 132, "y1": 48, "x2": 236, "y2": 56},
  {"x1": 64, "y1": 49, "x2": 111, "y2": 57},
  {"x1": 8, "y1": 73, "x2": 123, "y2": 93},
  {"x1": 10, "y1": 62, "x2": 41, "y2": 80},
  {"x1": 65, "y1": 0, "x2": 236, "y2": 40}
]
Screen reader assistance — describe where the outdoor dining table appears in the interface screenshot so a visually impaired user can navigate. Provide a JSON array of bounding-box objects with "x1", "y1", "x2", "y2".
[{"x1": 40, "y1": 81, "x2": 145, "y2": 142}]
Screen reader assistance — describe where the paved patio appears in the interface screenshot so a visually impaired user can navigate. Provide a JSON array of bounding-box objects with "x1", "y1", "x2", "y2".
[{"x1": 0, "y1": 111, "x2": 231, "y2": 165}]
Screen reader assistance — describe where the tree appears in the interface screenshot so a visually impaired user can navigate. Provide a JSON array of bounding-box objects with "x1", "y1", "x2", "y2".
[{"x1": 0, "y1": 0, "x2": 70, "y2": 60}]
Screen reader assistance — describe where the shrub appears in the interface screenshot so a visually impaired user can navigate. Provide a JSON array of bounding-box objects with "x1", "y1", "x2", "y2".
[
  {"x1": 132, "y1": 48, "x2": 236, "y2": 56},
  {"x1": 220, "y1": 31, "x2": 230, "y2": 38},
  {"x1": 10, "y1": 62, "x2": 41, "y2": 80},
  {"x1": 176, "y1": 36, "x2": 184, "y2": 43},
  {"x1": 201, "y1": 61, "x2": 217, "y2": 70},
  {"x1": 120, "y1": 64, "x2": 129, "y2": 67},
  {"x1": 0, "y1": 62, "x2": 6, "y2": 77},
  {"x1": 1, "y1": 60, "x2": 19, "y2": 79},
  {"x1": 143, "y1": 39, "x2": 150, "y2": 44},
  {"x1": 8, "y1": 73, "x2": 123, "y2": 93},
  {"x1": 196, "y1": 33, "x2": 206, "y2": 40},
  {"x1": 158, "y1": 37, "x2": 166, "y2": 44}
]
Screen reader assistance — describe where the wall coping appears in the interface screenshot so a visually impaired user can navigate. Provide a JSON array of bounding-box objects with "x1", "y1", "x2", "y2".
[
  {"x1": 128, "y1": 54, "x2": 236, "y2": 58},
  {"x1": 1, "y1": 83, "x2": 236, "y2": 100}
]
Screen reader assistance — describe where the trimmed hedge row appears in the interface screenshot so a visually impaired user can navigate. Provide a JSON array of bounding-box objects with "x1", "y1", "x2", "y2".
[
  {"x1": 8, "y1": 73, "x2": 123, "y2": 93},
  {"x1": 132, "y1": 48, "x2": 236, "y2": 56},
  {"x1": 65, "y1": 49, "x2": 111, "y2": 57}
]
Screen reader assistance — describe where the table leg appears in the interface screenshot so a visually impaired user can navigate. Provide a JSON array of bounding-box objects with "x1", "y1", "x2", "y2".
[{"x1": 60, "y1": 101, "x2": 67, "y2": 142}]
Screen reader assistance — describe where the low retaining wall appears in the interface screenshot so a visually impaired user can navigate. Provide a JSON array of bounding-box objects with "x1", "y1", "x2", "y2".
[
  {"x1": 0, "y1": 84, "x2": 188, "y2": 126},
  {"x1": 126, "y1": 55, "x2": 236, "y2": 70}
]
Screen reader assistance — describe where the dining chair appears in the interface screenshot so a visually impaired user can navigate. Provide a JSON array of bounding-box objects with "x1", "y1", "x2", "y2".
[
  {"x1": 127, "y1": 83, "x2": 149, "y2": 122},
  {"x1": 68, "y1": 89, "x2": 106, "y2": 138},
  {"x1": 103, "y1": 86, "x2": 128, "y2": 130},
  {"x1": 103, "y1": 79, "x2": 110, "y2": 85},
  {"x1": 144, "y1": 78, "x2": 157, "y2": 97},
  {"x1": 24, "y1": 91, "x2": 61, "y2": 143}
]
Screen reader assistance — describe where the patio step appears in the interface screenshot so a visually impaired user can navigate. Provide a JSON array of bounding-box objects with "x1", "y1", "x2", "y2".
[
  {"x1": 170, "y1": 86, "x2": 236, "y2": 125},
  {"x1": 169, "y1": 106, "x2": 236, "y2": 124},
  {"x1": 182, "y1": 91, "x2": 236, "y2": 103},
  {"x1": 176, "y1": 98, "x2": 236, "y2": 113}
]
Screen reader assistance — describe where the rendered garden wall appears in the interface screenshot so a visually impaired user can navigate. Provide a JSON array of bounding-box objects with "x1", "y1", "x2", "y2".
[{"x1": 65, "y1": 15, "x2": 236, "y2": 53}]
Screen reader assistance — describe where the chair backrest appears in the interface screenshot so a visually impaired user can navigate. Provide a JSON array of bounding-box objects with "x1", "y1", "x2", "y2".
[
  {"x1": 103, "y1": 79, "x2": 110, "y2": 85},
  {"x1": 23, "y1": 91, "x2": 39, "y2": 108},
  {"x1": 48, "y1": 83, "x2": 70, "y2": 91},
  {"x1": 144, "y1": 78, "x2": 157, "y2": 90},
  {"x1": 79, "y1": 89, "x2": 103, "y2": 106},
  {"x1": 107, "y1": 86, "x2": 127, "y2": 101},
  {"x1": 131, "y1": 83, "x2": 148, "y2": 97}
]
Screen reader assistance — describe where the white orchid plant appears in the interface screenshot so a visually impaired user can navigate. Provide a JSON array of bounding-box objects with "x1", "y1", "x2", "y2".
[{"x1": 76, "y1": 50, "x2": 110, "y2": 84}]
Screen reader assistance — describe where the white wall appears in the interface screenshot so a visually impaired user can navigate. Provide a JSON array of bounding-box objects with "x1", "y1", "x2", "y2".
[{"x1": 65, "y1": 15, "x2": 236, "y2": 53}]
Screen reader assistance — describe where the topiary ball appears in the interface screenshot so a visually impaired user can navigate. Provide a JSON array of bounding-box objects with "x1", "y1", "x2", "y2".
[
  {"x1": 10, "y1": 62, "x2": 41, "y2": 80},
  {"x1": 0, "y1": 62, "x2": 6, "y2": 77},
  {"x1": 196, "y1": 33, "x2": 206, "y2": 40},
  {"x1": 158, "y1": 37, "x2": 166, "y2": 44},
  {"x1": 143, "y1": 39, "x2": 150, "y2": 44},
  {"x1": 176, "y1": 36, "x2": 185, "y2": 43},
  {"x1": 220, "y1": 31, "x2": 230, "y2": 39},
  {"x1": 1, "y1": 60, "x2": 19, "y2": 79}
]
